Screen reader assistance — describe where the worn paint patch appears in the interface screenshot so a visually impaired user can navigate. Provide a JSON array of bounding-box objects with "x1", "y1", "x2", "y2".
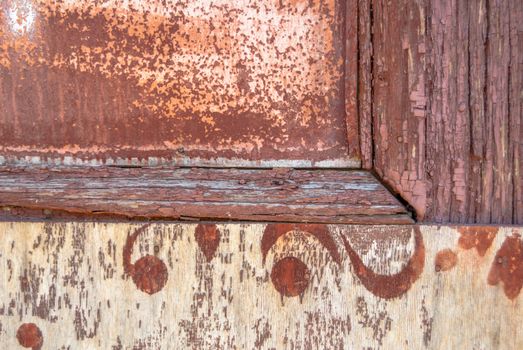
[
  {"x1": 131, "y1": 255, "x2": 169, "y2": 295},
  {"x1": 123, "y1": 224, "x2": 168, "y2": 294},
  {"x1": 434, "y1": 249, "x2": 458, "y2": 272},
  {"x1": 458, "y1": 226, "x2": 498, "y2": 256},
  {"x1": 261, "y1": 223, "x2": 341, "y2": 264},
  {"x1": 0, "y1": 223, "x2": 522, "y2": 349},
  {"x1": 488, "y1": 233, "x2": 523, "y2": 300}
]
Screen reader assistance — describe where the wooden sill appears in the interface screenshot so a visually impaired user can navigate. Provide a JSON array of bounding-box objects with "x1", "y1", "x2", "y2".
[{"x1": 0, "y1": 167, "x2": 413, "y2": 224}]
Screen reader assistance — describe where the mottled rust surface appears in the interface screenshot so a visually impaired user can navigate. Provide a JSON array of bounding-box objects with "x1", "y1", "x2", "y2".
[{"x1": 0, "y1": 0, "x2": 358, "y2": 166}]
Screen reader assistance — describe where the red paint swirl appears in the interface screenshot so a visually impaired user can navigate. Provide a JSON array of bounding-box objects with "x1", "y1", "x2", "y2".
[
  {"x1": 342, "y1": 226, "x2": 425, "y2": 299},
  {"x1": 123, "y1": 224, "x2": 168, "y2": 294}
]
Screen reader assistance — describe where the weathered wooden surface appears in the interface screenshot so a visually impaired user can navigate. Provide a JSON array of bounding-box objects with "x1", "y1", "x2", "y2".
[
  {"x1": 371, "y1": 0, "x2": 523, "y2": 224},
  {"x1": 0, "y1": 167, "x2": 413, "y2": 224},
  {"x1": 0, "y1": 0, "x2": 358, "y2": 167},
  {"x1": 0, "y1": 222, "x2": 521, "y2": 349}
]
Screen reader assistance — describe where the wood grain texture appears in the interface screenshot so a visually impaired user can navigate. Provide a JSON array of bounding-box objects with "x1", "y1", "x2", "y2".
[
  {"x1": 372, "y1": 0, "x2": 428, "y2": 220},
  {"x1": 0, "y1": 222, "x2": 521, "y2": 349},
  {"x1": 0, "y1": 167, "x2": 413, "y2": 224},
  {"x1": 371, "y1": 0, "x2": 522, "y2": 224}
]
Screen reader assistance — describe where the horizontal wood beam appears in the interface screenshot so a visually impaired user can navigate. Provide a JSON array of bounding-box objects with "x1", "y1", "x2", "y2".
[{"x1": 0, "y1": 167, "x2": 413, "y2": 224}]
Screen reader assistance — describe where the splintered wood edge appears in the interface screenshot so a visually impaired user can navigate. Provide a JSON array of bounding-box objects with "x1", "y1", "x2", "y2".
[{"x1": 0, "y1": 167, "x2": 413, "y2": 224}]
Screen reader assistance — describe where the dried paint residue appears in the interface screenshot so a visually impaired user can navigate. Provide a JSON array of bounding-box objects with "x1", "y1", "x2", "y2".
[
  {"x1": 434, "y1": 249, "x2": 457, "y2": 272},
  {"x1": 487, "y1": 233, "x2": 523, "y2": 300},
  {"x1": 458, "y1": 226, "x2": 498, "y2": 257}
]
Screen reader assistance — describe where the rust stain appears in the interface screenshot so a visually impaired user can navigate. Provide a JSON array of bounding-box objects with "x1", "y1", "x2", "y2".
[
  {"x1": 16, "y1": 323, "x2": 43, "y2": 350},
  {"x1": 261, "y1": 223, "x2": 341, "y2": 264},
  {"x1": 0, "y1": 0, "x2": 353, "y2": 163},
  {"x1": 123, "y1": 224, "x2": 168, "y2": 294},
  {"x1": 270, "y1": 256, "x2": 310, "y2": 298},
  {"x1": 194, "y1": 224, "x2": 221, "y2": 262},
  {"x1": 458, "y1": 226, "x2": 498, "y2": 256},
  {"x1": 434, "y1": 249, "x2": 458, "y2": 272},
  {"x1": 342, "y1": 227, "x2": 425, "y2": 299},
  {"x1": 487, "y1": 233, "x2": 523, "y2": 300}
]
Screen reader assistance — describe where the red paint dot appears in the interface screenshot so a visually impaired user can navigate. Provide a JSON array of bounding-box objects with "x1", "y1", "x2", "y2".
[
  {"x1": 16, "y1": 323, "x2": 43, "y2": 349},
  {"x1": 271, "y1": 257, "x2": 311, "y2": 297},
  {"x1": 132, "y1": 255, "x2": 168, "y2": 295}
]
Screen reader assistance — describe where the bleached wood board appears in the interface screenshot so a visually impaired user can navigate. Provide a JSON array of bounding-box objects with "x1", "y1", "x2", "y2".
[{"x1": 0, "y1": 222, "x2": 521, "y2": 349}]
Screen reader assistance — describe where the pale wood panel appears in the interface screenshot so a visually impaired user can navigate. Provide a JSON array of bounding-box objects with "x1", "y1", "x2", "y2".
[{"x1": 0, "y1": 222, "x2": 521, "y2": 349}]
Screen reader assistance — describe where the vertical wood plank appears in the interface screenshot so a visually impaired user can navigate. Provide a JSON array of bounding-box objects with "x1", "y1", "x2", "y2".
[
  {"x1": 371, "y1": 0, "x2": 522, "y2": 224},
  {"x1": 485, "y1": 0, "x2": 513, "y2": 223},
  {"x1": 426, "y1": 0, "x2": 471, "y2": 222},
  {"x1": 372, "y1": 0, "x2": 428, "y2": 219},
  {"x1": 508, "y1": 0, "x2": 523, "y2": 224},
  {"x1": 346, "y1": 0, "x2": 361, "y2": 161},
  {"x1": 358, "y1": 0, "x2": 374, "y2": 169},
  {"x1": 467, "y1": 0, "x2": 488, "y2": 223}
]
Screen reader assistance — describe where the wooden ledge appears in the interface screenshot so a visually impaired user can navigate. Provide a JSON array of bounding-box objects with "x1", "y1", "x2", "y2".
[{"x1": 0, "y1": 167, "x2": 413, "y2": 224}]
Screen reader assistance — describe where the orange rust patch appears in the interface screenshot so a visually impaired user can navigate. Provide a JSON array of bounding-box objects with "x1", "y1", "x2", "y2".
[
  {"x1": 195, "y1": 224, "x2": 221, "y2": 262},
  {"x1": 458, "y1": 226, "x2": 498, "y2": 257},
  {"x1": 271, "y1": 256, "x2": 310, "y2": 297},
  {"x1": 16, "y1": 323, "x2": 43, "y2": 349},
  {"x1": 434, "y1": 249, "x2": 458, "y2": 272},
  {"x1": 487, "y1": 233, "x2": 523, "y2": 300}
]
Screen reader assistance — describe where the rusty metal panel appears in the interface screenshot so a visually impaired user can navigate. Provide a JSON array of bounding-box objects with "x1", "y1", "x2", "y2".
[
  {"x1": 0, "y1": 222, "x2": 521, "y2": 349},
  {"x1": 0, "y1": 0, "x2": 357, "y2": 167}
]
